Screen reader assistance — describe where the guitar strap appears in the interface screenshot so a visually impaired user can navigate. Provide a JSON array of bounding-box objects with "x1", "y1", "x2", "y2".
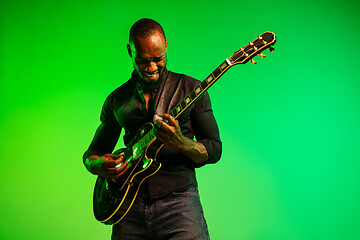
[{"x1": 153, "y1": 71, "x2": 185, "y2": 123}]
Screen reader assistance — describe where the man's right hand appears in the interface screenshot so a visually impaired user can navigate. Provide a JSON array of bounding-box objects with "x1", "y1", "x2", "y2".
[{"x1": 85, "y1": 153, "x2": 129, "y2": 179}]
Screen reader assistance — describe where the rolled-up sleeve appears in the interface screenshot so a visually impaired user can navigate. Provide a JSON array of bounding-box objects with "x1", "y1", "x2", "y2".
[{"x1": 190, "y1": 91, "x2": 222, "y2": 167}]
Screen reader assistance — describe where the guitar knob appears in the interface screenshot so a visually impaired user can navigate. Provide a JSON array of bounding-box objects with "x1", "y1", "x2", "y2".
[
  {"x1": 260, "y1": 53, "x2": 266, "y2": 58},
  {"x1": 269, "y1": 47, "x2": 275, "y2": 53},
  {"x1": 251, "y1": 59, "x2": 257, "y2": 64}
]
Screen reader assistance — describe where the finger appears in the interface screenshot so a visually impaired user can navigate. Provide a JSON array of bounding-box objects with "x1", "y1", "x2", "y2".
[
  {"x1": 102, "y1": 154, "x2": 118, "y2": 163},
  {"x1": 113, "y1": 155, "x2": 124, "y2": 164},
  {"x1": 105, "y1": 167, "x2": 121, "y2": 176},
  {"x1": 163, "y1": 114, "x2": 177, "y2": 126},
  {"x1": 162, "y1": 113, "x2": 170, "y2": 120},
  {"x1": 117, "y1": 156, "x2": 124, "y2": 163},
  {"x1": 110, "y1": 154, "x2": 121, "y2": 160},
  {"x1": 116, "y1": 165, "x2": 130, "y2": 179},
  {"x1": 103, "y1": 159, "x2": 121, "y2": 168},
  {"x1": 113, "y1": 152, "x2": 125, "y2": 158},
  {"x1": 162, "y1": 115, "x2": 181, "y2": 133},
  {"x1": 102, "y1": 153, "x2": 113, "y2": 158},
  {"x1": 161, "y1": 115, "x2": 173, "y2": 127},
  {"x1": 114, "y1": 160, "x2": 128, "y2": 169},
  {"x1": 107, "y1": 162, "x2": 128, "y2": 179},
  {"x1": 107, "y1": 162, "x2": 128, "y2": 176},
  {"x1": 156, "y1": 119, "x2": 171, "y2": 132},
  {"x1": 158, "y1": 118, "x2": 178, "y2": 132}
]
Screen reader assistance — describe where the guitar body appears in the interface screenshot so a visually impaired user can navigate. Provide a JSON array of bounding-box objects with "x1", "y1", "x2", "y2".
[
  {"x1": 92, "y1": 31, "x2": 276, "y2": 225},
  {"x1": 93, "y1": 158, "x2": 161, "y2": 225},
  {"x1": 93, "y1": 124, "x2": 163, "y2": 225}
]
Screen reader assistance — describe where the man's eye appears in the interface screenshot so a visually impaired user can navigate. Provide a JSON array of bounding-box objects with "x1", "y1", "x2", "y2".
[
  {"x1": 136, "y1": 57, "x2": 164, "y2": 64},
  {"x1": 153, "y1": 57, "x2": 163, "y2": 63},
  {"x1": 137, "y1": 59, "x2": 150, "y2": 64}
]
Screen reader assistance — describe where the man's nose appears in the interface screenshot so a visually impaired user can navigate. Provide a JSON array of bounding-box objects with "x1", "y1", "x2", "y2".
[{"x1": 146, "y1": 61, "x2": 158, "y2": 72}]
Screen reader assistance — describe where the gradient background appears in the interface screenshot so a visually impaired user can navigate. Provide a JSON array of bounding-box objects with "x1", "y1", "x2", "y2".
[{"x1": 1, "y1": 0, "x2": 360, "y2": 239}]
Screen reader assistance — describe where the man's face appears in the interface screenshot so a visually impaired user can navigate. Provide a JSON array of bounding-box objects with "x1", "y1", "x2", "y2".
[{"x1": 128, "y1": 30, "x2": 167, "y2": 85}]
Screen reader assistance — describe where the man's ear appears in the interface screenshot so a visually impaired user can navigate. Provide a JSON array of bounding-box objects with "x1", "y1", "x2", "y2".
[{"x1": 127, "y1": 44, "x2": 132, "y2": 57}]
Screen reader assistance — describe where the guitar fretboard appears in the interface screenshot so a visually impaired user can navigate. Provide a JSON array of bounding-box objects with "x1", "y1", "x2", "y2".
[
  {"x1": 169, "y1": 59, "x2": 232, "y2": 119},
  {"x1": 130, "y1": 31, "x2": 276, "y2": 161},
  {"x1": 132, "y1": 126, "x2": 157, "y2": 159},
  {"x1": 131, "y1": 59, "x2": 233, "y2": 159}
]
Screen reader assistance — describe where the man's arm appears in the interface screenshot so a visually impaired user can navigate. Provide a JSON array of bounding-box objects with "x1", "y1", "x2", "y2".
[
  {"x1": 156, "y1": 113, "x2": 208, "y2": 164},
  {"x1": 156, "y1": 88, "x2": 222, "y2": 166},
  {"x1": 83, "y1": 122, "x2": 129, "y2": 179}
]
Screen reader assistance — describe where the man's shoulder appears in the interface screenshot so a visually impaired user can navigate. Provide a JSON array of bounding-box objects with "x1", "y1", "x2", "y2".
[{"x1": 107, "y1": 78, "x2": 135, "y2": 99}]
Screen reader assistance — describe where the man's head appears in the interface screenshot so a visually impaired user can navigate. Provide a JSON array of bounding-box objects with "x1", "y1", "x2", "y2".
[{"x1": 127, "y1": 18, "x2": 167, "y2": 86}]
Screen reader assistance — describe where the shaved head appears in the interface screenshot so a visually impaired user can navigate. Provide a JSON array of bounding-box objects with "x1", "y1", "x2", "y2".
[{"x1": 129, "y1": 18, "x2": 166, "y2": 44}]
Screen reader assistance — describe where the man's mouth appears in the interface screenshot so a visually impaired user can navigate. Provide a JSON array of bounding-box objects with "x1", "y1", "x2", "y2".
[{"x1": 143, "y1": 71, "x2": 158, "y2": 78}]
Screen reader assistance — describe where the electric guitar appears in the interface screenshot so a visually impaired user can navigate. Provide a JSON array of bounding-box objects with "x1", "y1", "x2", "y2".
[{"x1": 93, "y1": 31, "x2": 277, "y2": 225}]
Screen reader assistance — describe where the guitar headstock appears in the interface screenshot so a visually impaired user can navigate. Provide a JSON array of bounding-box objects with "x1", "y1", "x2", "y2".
[{"x1": 229, "y1": 32, "x2": 276, "y2": 65}]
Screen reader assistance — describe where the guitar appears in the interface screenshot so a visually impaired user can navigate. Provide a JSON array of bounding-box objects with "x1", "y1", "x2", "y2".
[{"x1": 93, "y1": 31, "x2": 277, "y2": 225}]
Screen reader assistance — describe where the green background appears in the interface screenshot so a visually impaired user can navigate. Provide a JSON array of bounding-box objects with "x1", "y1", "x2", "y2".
[{"x1": 1, "y1": 0, "x2": 360, "y2": 239}]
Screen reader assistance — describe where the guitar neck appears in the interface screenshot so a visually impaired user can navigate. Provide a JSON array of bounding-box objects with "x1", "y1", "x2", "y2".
[
  {"x1": 132, "y1": 59, "x2": 233, "y2": 154},
  {"x1": 169, "y1": 59, "x2": 232, "y2": 119},
  {"x1": 131, "y1": 31, "x2": 276, "y2": 156}
]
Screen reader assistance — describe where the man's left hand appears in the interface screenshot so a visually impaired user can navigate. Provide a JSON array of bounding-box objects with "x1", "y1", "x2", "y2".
[
  {"x1": 156, "y1": 114, "x2": 209, "y2": 163},
  {"x1": 155, "y1": 113, "x2": 185, "y2": 151}
]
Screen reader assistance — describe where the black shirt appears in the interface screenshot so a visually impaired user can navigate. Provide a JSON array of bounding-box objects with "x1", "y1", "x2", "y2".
[{"x1": 83, "y1": 68, "x2": 222, "y2": 199}]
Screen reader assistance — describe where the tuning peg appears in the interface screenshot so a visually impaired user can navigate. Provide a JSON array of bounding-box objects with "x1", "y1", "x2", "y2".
[
  {"x1": 269, "y1": 47, "x2": 275, "y2": 53},
  {"x1": 260, "y1": 53, "x2": 266, "y2": 58},
  {"x1": 251, "y1": 59, "x2": 257, "y2": 64}
]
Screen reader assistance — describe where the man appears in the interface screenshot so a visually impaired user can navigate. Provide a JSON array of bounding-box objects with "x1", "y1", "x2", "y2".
[{"x1": 83, "y1": 18, "x2": 222, "y2": 239}]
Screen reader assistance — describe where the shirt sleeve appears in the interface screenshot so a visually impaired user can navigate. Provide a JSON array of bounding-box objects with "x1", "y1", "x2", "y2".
[
  {"x1": 83, "y1": 93, "x2": 122, "y2": 163},
  {"x1": 190, "y1": 91, "x2": 222, "y2": 168}
]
